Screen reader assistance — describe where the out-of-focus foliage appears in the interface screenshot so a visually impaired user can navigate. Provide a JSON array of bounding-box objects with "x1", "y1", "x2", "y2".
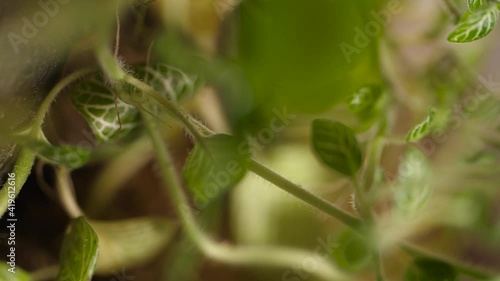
[{"x1": 236, "y1": 0, "x2": 383, "y2": 113}]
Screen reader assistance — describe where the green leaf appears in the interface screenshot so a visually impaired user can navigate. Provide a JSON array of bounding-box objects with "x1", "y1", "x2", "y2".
[
  {"x1": 23, "y1": 140, "x2": 91, "y2": 170},
  {"x1": 70, "y1": 74, "x2": 141, "y2": 143},
  {"x1": 0, "y1": 263, "x2": 31, "y2": 281},
  {"x1": 236, "y1": 0, "x2": 382, "y2": 113},
  {"x1": 468, "y1": 0, "x2": 486, "y2": 11},
  {"x1": 311, "y1": 119, "x2": 362, "y2": 176},
  {"x1": 404, "y1": 258, "x2": 458, "y2": 281},
  {"x1": 405, "y1": 109, "x2": 436, "y2": 143},
  {"x1": 91, "y1": 217, "x2": 177, "y2": 273},
  {"x1": 184, "y1": 134, "x2": 249, "y2": 205},
  {"x1": 331, "y1": 229, "x2": 371, "y2": 273},
  {"x1": 57, "y1": 217, "x2": 99, "y2": 281},
  {"x1": 394, "y1": 149, "x2": 431, "y2": 218},
  {"x1": 133, "y1": 63, "x2": 201, "y2": 103},
  {"x1": 448, "y1": 5, "x2": 499, "y2": 43}
]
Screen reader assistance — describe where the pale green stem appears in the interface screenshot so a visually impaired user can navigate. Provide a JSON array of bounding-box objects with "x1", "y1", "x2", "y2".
[
  {"x1": 142, "y1": 111, "x2": 349, "y2": 281},
  {"x1": 247, "y1": 159, "x2": 365, "y2": 233},
  {"x1": 95, "y1": 44, "x2": 498, "y2": 280},
  {"x1": 55, "y1": 166, "x2": 83, "y2": 218},
  {"x1": 33, "y1": 68, "x2": 95, "y2": 133}
]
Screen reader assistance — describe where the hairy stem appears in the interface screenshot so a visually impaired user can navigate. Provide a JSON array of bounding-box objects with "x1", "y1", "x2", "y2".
[
  {"x1": 94, "y1": 44, "x2": 368, "y2": 235},
  {"x1": 0, "y1": 69, "x2": 92, "y2": 218},
  {"x1": 56, "y1": 166, "x2": 83, "y2": 218},
  {"x1": 247, "y1": 159, "x2": 365, "y2": 232},
  {"x1": 33, "y1": 68, "x2": 94, "y2": 132},
  {"x1": 142, "y1": 112, "x2": 349, "y2": 281}
]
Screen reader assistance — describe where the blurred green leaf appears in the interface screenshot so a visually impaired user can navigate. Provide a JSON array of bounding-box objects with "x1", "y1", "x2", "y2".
[
  {"x1": 331, "y1": 229, "x2": 371, "y2": 273},
  {"x1": 468, "y1": 0, "x2": 486, "y2": 11},
  {"x1": 404, "y1": 258, "x2": 458, "y2": 281},
  {"x1": 394, "y1": 149, "x2": 431, "y2": 218},
  {"x1": 448, "y1": 5, "x2": 498, "y2": 43},
  {"x1": 311, "y1": 119, "x2": 362, "y2": 176},
  {"x1": 70, "y1": 75, "x2": 141, "y2": 143},
  {"x1": 57, "y1": 217, "x2": 99, "y2": 281},
  {"x1": 22, "y1": 140, "x2": 91, "y2": 170},
  {"x1": 347, "y1": 85, "x2": 383, "y2": 115},
  {"x1": 184, "y1": 135, "x2": 249, "y2": 204},
  {"x1": 347, "y1": 84, "x2": 384, "y2": 131},
  {"x1": 237, "y1": 0, "x2": 382, "y2": 113},
  {"x1": 406, "y1": 109, "x2": 436, "y2": 143},
  {"x1": 0, "y1": 263, "x2": 31, "y2": 281},
  {"x1": 132, "y1": 63, "x2": 202, "y2": 103},
  {"x1": 91, "y1": 217, "x2": 177, "y2": 274}
]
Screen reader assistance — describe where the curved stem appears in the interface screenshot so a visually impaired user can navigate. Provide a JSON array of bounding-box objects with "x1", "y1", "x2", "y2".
[
  {"x1": 0, "y1": 69, "x2": 95, "y2": 218},
  {"x1": 142, "y1": 112, "x2": 349, "y2": 281},
  {"x1": 55, "y1": 166, "x2": 83, "y2": 218},
  {"x1": 32, "y1": 68, "x2": 94, "y2": 132}
]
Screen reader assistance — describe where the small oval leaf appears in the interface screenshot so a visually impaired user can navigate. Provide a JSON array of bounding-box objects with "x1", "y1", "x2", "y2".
[
  {"x1": 57, "y1": 217, "x2": 99, "y2": 281},
  {"x1": 405, "y1": 109, "x2": 436, "y2": 143},
  {"x1": 91, "y1": 217, "x2": 177, "y2": 274},
  {"x1": 448, "y1": 5, "x2": 499, "y2": 43},
  {"x1": 0, "y1": 263, "x2": 31, "y2": 281},
  {"x1": 70, "y1": 74, "x2": 141, "y2": 143},
  {"x1": 311, "y1": 119, "x2": 362, "y2": 176},
  {"x1": 404, "y1": 258, "x2": 458, "y2": 281},
  {"x1": 184, "y1": 134, "x2": 249, "y2": 206}
]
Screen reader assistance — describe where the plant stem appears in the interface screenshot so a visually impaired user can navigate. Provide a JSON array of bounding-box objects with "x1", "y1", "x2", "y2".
[
  {"x1": 142, "y1": 112, "x2": 349, "y2": 281},
  {"x1": 373, "y1": 250, "x2": 386, "y2": 281},
  {"x1": 123, "y1": 74, "x2": 205, "y2": 143},
  {"x1": 247, "y1": 159, "x2": 365, "y2": 233},
  {"x1": 93, "y1": 45, "x2": 369, "y2": 235},
  {"x1": 0, "y1": 69, "x2": 94, "y2": 218},
  {"x1": 55, "y1": 166, "x2": 83, "y2": 218},
  {"x1": 33, "y1": 68, "x2": 94, "y2": 133},
  {"x1": 400, "y1": 242, "x2": 499, "y2": 280}
]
